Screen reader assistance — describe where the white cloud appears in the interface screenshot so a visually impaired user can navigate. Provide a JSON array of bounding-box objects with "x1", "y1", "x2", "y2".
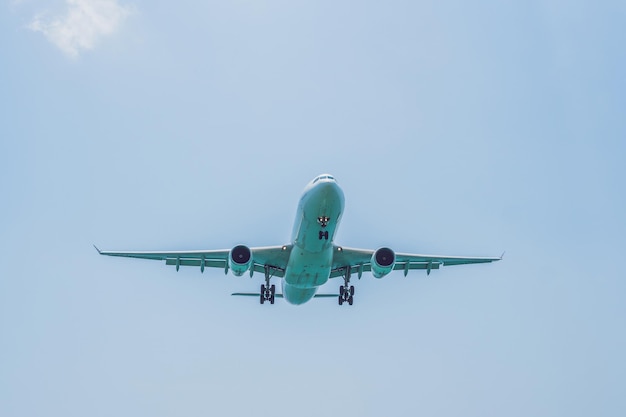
[{"x1": 28, "y1": 0, "x2": 133, "y2": 57}]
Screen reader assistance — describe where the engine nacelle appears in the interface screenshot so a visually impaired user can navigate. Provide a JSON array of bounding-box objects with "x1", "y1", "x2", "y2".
[
  {"x1": 229, "y1": 245, "x2": 253, "y2": 276},
  {"x1": 371, "y1": 247, "x2": 395, "y2": 278}
]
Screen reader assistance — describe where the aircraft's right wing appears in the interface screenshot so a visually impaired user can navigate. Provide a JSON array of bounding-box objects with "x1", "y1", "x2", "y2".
[
  {"x1": 330, "y1": 246, "x2": 502, "y2": 278},
  {"x1": 95, "y1": 245, "x2": 292, "y2": 277}
]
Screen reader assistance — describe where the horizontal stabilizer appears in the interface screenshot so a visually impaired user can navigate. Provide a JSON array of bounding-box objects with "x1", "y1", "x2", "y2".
[
  {"x1": 232, "y1": 293, "x2": 283, "y2": 298},
  {"x1": 231, "y1": 293, "x2": 338, "y2": 298}
]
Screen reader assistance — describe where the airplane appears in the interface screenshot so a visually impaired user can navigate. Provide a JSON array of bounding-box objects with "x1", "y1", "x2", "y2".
[{"x1": 95, "y1": 174, "x2": 501, "y2": 306}]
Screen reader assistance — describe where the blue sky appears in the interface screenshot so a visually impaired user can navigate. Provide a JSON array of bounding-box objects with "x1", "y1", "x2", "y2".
[{"x1": 1, "y1": 1, "x2": 625, "y2": 416}]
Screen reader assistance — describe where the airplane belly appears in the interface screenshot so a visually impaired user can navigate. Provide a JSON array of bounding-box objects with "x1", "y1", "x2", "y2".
[
  {"x1": 282, "y1": 177, "x2": 343, "y2": 305},
  {"x1": 284, "y1": 247, "x2": 332, "y2": 288},
  {"x1": 282, "y1": 282, "x2": 317, "y2": 305}
]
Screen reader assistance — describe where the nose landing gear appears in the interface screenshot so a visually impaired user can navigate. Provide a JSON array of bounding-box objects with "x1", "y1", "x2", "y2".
[
  {"x1": 318, "y1": 216, "x2": 330, "y2": 240},
  {"x1": 318, "y1": 230, "x2": 329, "y2": 240}
]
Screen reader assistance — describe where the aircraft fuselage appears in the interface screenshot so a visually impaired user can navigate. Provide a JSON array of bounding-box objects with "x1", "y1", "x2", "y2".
[
  {"x1": 96, "y1": 174, "x2": 501, "y2": 306},
  {"x1": 282, "y1": 175, "x2": 344, "y2": 304}
]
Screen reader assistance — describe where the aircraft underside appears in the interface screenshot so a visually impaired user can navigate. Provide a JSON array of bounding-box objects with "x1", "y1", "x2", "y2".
[{"x1": 96, "y1": 174, "x2": 501, "y2": 306}]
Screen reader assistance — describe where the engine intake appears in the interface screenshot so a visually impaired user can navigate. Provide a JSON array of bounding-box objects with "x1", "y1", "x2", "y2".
[
  {"x1": 371, "y1": 247, "x2": 395, "y2": 278},
  {"x1": 229, "y1": 245, "x2": 253, "y2": 276}
]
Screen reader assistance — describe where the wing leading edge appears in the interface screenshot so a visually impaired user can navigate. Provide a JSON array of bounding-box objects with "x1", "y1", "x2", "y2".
[
  {"x1": 94, "y1": 245, "x2": 292, "y2": 277},
  {"x1": 329, "y1": 246, "x2": 502, "y2": 278}
]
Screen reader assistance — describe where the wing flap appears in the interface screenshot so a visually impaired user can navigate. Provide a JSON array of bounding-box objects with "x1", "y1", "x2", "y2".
[
  {"x1": 393, "y1": 261, "x2": 441, "y2": 271},
  {"x1": 328, "y1": 262, "x2": 442, "y2": 278},
  {"x1": 165, "y1": 258, "x2": 226, "y2": 268}
]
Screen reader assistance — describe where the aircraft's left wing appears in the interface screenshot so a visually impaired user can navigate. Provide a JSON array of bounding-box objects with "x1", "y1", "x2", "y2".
[
  {"x1": 94, "y1": 245, "x2": 292, "y2": 277},
  {"x1": 330, "y1": 246, "x2": 501, "y2": 278}
]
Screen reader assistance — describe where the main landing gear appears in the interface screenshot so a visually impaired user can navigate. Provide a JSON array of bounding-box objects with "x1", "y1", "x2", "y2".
[
  {"x1": 260, "y1": 266, "x2": 276, "y2": 305},
  {"x1": 338, "y1": 266, "x2": 355, "y2": 306}
]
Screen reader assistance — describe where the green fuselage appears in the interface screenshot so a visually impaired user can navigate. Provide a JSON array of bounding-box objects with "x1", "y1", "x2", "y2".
[{"x1": 282, "y1": 176, "x2": 345, "y2": 304}]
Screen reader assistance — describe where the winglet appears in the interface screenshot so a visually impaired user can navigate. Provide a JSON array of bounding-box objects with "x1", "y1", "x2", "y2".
[
  {"x1": 93, "y1": 245, "x2": 102, "y2": 254},
  {"x1": 500, "y1": 251, "x2": 506, "y2": 260}
]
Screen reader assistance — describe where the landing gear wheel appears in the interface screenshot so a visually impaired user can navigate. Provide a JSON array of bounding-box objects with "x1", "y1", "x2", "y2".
[
  {"x1": 260, "y1": 265, "x2": 276, "y2": 305},
  {"x1": 338, "y1": 267, "x2": 355, "y2": 306}
]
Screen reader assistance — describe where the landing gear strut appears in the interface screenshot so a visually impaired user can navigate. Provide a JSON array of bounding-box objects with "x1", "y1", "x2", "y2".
[
  {"x1": 338, "y1": 266, "x2": 355, "y2": 306},
  {"x1": 260, "y1": 266, "x2": 275, "y2": 305}
]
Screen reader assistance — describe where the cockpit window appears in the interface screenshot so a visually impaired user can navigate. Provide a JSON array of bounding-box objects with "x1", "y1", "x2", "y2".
[{"x1": 313, "y1": 175, "x2": 336, "y2": 183}]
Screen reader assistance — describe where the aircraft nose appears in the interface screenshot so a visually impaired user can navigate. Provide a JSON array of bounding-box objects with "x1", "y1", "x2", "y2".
[
  {"x1": 305, "y1": 174, "x2": 343, "y2": 201},
  {"x1": 318, "y1": 179, "x2": 343, "y2": 200},
  {"x1": 318, "y1": 179, "x2": 338, "y2": 191}
]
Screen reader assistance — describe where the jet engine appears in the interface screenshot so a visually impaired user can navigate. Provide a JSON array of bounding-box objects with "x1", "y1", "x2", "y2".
[
  {"x1": 229, "y1": 245, "x2": 253, "y2": 276},
  {"x1": 371, "y1": 247, "x2": 395, "y2": 278}
]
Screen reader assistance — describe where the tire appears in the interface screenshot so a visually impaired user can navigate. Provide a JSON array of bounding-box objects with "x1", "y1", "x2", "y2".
[
  {"x1": 260, "y1": 284, "x2": 266, "y2": 304},
  {"x1": 348, "y1": 296, "x2": 353, "y2": 306},
  {"x1": 339, "y1": 285, "x2": 345, "y2": 296},
  {"x1": 350, "y1": 285, "x2": 355, "y2": 296},
  {"x1": 270, "y1": 284, "x2": 276, "y2": 294},
  {"x1": 338, "y1": 295, "x2": 343, "y2": 305}
]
